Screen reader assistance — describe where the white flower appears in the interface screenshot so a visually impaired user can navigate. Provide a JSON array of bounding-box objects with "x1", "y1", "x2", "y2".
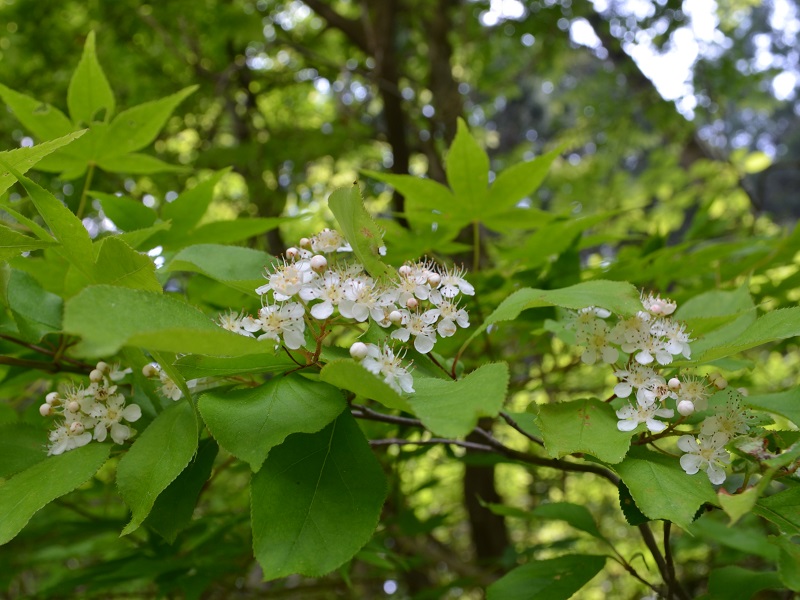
[
  {"x1": 677, "y1": 433, "x2": 730, "y2": 485},
  {"x1": 255, "y1": 302, "x2": 306, "y2": 349},
  {"x1": 391, "y1": 309, "x2": 438, "y2": 353},
  {"x1": 47, "y1": 424, "x2": 92, "y2": 455},
  {"x1": 641, "y1": 293, "x2": 677, "y2": 316},
  {"x1": 431, "y1": 265, "x2": 474, "y2": 301},
  {"x1": 616, "y1": 403, "x2": 674, "y2": 433},
  {"x1": 675, "y1": 376, "x2": 710, "y2": 411},
  {"x1": 359, "y1": 343, "x2": 415, "y2": 394},
  {"x1": 576, "y1": 320, "x2": 619, "y2": 365},
  {"x1": 651, "y1": 318, "x2": 693, "y2": 359},
  {"x1": 300, "y1": 271, "x2": 345, "y2": 319},
  {"x1": 613, "y1": 365, "x2": 664, "y2": 406},
  {"x1": 701, "y1": 407, "x2": 750, "y2": 441},
  {"x1": 107, "y1": 364, "x2": 133, "y2": 382},
  {"x1": 310, "y1": 228, "x2": 347, "y2": 253},
  {"x1": 159, "y1": 370, "x2": 183, "y2": 401},
  {"x1": 426, "y1": 297, "x2": 470, "y2": 337},
  {"x1": 339, "y1": 276, "x2": 379, "y2": 322},
  {"x1": 91, "y1": 395, "x2": 142, "y2": 444},
  {"x1": 257, "y1": 260, "x2": 313, "y2": 300},
  {"x1": 217, "y1": 310, "x2": 255, "y2": 337}
]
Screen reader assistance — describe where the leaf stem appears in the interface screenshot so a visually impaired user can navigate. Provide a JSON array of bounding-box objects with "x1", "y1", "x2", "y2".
[
  {"x1": 472, "y1": 219, "x2": 480, "y2": 271},
  {"x1": 76, "y1": 162, "x2": 96, "y2": 219}
]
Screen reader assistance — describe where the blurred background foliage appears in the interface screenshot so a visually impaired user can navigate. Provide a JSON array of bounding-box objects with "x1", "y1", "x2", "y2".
[{"x1": 1, "y1": 0, "x2": 799, "y2": 598}]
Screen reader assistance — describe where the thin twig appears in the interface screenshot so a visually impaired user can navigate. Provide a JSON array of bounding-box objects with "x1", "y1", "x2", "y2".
[
  {"x1": 369, "y1": 437, "x2": 495, "y2": 452},
  {"x1": 427, "y1": 352, "x2": 456, "y2": 380},
  {"x1": 499, "y1": 410, "x2": 544, "y2": 446}
]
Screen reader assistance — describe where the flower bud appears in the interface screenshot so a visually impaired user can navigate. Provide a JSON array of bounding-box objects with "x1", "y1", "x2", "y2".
[
  {"x1": 668, "y1": 377, "x2": 681, "y2": 390},
  {"x1": 406, "y1": 298, "x2": 418, "y2": 310},
  {"x1": 46, "y1": 391, "x2": 60, "y2": 405},
  {"x1": 398, "y1": 265, "x2": 412, "y2": 277},
  {"x1": 389, "y1": 310, "x2": 403, "y2": 324},
  {"x1": 95, "y1": 361, "x2": 109, "y2": 372},
  {"x1": 349, "y1": 342, "x2": 369, "y2": 360},
  {"x1": 67, "y1": 401, "x2": 81, "y2": 413},
  {"x1": 69, "y1": 421, "x2": 84, "y2": 434},
  {"x1": 89, "y1": 369, "x2": 104, "y2": 382},
  {"x1": 714, "y1": 377, "x2": 728, "y2": 390},
  {"x1": 310, "y1": 255, "x2": 328, "y2": 272},
  {"x1": 285, "y1": 247, "x2": 299, "y2": 259},
  {"x1": 428, "y1": 272, "x2": 441, "y2": 286},
  {"x1": 142, "y1": 363, "x2": 159, "y2": 378},
  {"x1": 677, "y1": 400, "x2": 695, "y2": 416},
  {"x1": 39, "y1": 403, "x2": 53, "y2": 417},
  {"x1": 299, "y1": 237, "x2": 311, "y2": 248}
]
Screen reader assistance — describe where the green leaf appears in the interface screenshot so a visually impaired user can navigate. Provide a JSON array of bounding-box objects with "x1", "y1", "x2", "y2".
[
  {"x1": 746, "y1": 389, "x2": 800, "y2": 427},
  {"x1": 771, "y1": 535, "x2": 800, "y2": 592},
  {"x1": 486, "y1": 555, "x2": 606, "y2": 600},
  {"x1": 166, "y1": 244, "x2": 273, "y2": 295},
  {"x1": 504, "y1": 411, "x2": 542, "y2": 438},
  {"x1": 408, "y1": 363, "x2": 509, "y2": 438},
  {"x1": 690, "y1": 514, "x2": 777, "y2": 559},
  {"x1": 117, "y1": 221, "x2": 171, "y2": 250},
  {"x1": 251, "y1": 411, "x2": 387, "y2": 579},
  {"x1": 93, "y1": 236, "x2": 161, "y2": 292},
  {"x1": 171, "y1": 217, "x2": 294, "y2": 246},
  {"x1": 0, "y1": 83, "x2": 74, "y2": 140},
  {"x1": 613, "y1": 446, "x2": 717, "y2": 529},
  {"x1": 63, "y1": 285, "x2": 267, "y2": 357},
  {"x1": 320, "y1": 359, "x2": 412, "y2": 412},
  {"x1": 116, "y1": 401, "x2": 198, "y2": 535},
  {"x1": 5, "y1": 269, "x2": 62, "y2": 341},
  {"x1": 754, "y1": 487, "x2": 800, "y2": 536},
  {"x1": 96, "y1": 152, "x2": 188, "y2": 174},
  {"x1": 101, "y1": 86, "x2": 197, "y2": 157},
  {"x1": 160, "y1": 169, "x2": 230, "y2": 239},
  {"x1": 0, "y1": 442, "x2": 110, "y2": 545},
  {"x1": 536, "y1": 398, "x2": 634, "y2": 464},
  {"x1": 328, "y1": 185, "x2": 394, "y2": 279},
  {"x1": 0, "y1": 161, "x2": 94, "y2": 278},
  {"x1": 695, "y1": 307, "x2": 800, "y2": 363},
  {"x1": 464, "y1": 280, "x2": 642, "y2": 350},
  {"x1": 67, "y1": 31, "x2": 115, "y2": 124},
  {"x1": 361, "y1": 170, "x2": 457, "y2": 230},
  {"x1": 0, "y1": 423, "x2": 48, "y2": 478},
  {"x1": 706, "y1": 566, "x2": 783, "y2": 600},
  {"x1": 446, "y1": 118, "x2": 489, "y2": 217},
  {"x1": 529, "y1": 502, "x2": 605, "y2": 540},
  {"x1": 198, "y1": 376, "x2": 346, "y2": 471},
  {"x1": 719, "y1": 486, "x2": 761, "y2": 526},
  {"x1": 175, "y1": 353, "x2": 297, "y2": 379},
  {"x1": 618, "y1": 482, "x2": 650, "y2": 526},
  {"x1": 0, "y1": 131, "x2": 86, "y2": 195},
  {"x1": 486, "y1": 147, "x2": 560, "y2": 214},
  {"x1": 143, "y1": 438, "x2": 218, "y2": 543},
  {"x1": 91, "y1": 191, "x2": 157, "y2": 231},
  {"x1": 0, "y1": 222, "x2": 57, "y2": 262}
]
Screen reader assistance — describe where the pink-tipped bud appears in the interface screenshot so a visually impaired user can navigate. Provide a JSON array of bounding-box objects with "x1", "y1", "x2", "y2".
[
  {"x1": 67, "y1": 401, "x2": 80, "y2": 413},
  {"x1": 89, "y1": 369, "x2": 104, "y2": 382},
  {"x1": 95, "y1": 361, "x2": 109, "y2": 372},
  {"x1": 142, "y1": 364, "x2": 159, "y2": 378},
  {"x1": 668, "y1": 377, "x2": 681, "y2": 390},
  {"x1": 398, "y1": 265, "x2": 412, "y2": 277},
  {"x1": 389, "y1": 310, "x2": 403, "y2": 324},
  {"x1": 285, "y1": 247, "x2": 299, "y2": 260},
  {"x1": 677, "y1": 400, "x2": 695, "y2": 416},
  {"x1": 650, "y1": 304, "x2": 662, "y2": 315},
  {"x1": 310, "y1": 255, "x2": 328, "y2": 272},
  {"x1": 299, "y1": 237, "x2": 311, "y2": 248},
  {"x1": 349, "y1": 342, "x2": 369, "y2": 360},
  {"x1": 46, "y1": 391, "x2": 60, "y2": 405},
  {"x1": 406, "y1": 298, "x2": 418, "y2": 310},
  {"x1": 428, "y1": 272, "x2": 441, "y2": 286},
  {"x1": 39, "y1": 404, "x2": 53, "y2": 417},
  {"x1": 69, "y1": 421, "x2": 84, "y2": 434}
]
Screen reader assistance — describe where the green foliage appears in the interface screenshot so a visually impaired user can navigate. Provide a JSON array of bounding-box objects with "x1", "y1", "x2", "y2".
[{"x1": 486, "y1": 555, "x2": 606, "y2": 600}]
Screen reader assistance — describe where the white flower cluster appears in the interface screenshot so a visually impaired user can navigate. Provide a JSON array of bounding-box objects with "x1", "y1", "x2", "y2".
[
  {"x1": 215, "y1": 228, "x2": 474, "y2": 392},
  {"x1": 141, "y1": 362, "x2": 193, "y2": 401},
  {"x1": 39, "y1": 362, "x2": 139, "y2": 455}
]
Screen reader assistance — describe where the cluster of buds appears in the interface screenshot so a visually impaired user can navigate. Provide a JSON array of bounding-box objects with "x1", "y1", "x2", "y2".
[
  {"x1": 567, "y1": 293, "x2": 757, "y2": 485},
  {"x1": 40, "y1": 362, "x2": 139, "y2": 455},
  {"x1": 215, "y1": 228, "x2": 475, "y2": 393}
]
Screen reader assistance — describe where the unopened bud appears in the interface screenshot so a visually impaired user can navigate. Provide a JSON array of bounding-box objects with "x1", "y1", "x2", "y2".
[
  {"x1": 349, "y1": 342, "x2": 369, "y2": 360},
  {"x1": 89, "y1": 369, "x2": 104, "y2": 382},
  {"x1": 737, "y1": 387, "x2": 749, "y2": 397},
  {"x1": 428, "y1": 272, "x2": 441, "y2": 286},
  {"x1": 69, "y1": 421, "x2": 84, "y2": 434},
  {"x1": 46, "y1": 391, "x2": 60, "y2": 405},
  {"x1": 714, "y1": 377, "x2": 728, "y2": 390},
  {"x1": 398, "y1": 265, "x2": 412, "y2": 277},
  {"x1": 142, "y1": 364, "x2": 159, "y2": 378},
  {"x1": 310, "y1": 255, "x2": 328, "y2": 272},
  {"x1": 95, "y1": 361, "x2": 109, "y2": 372},
  {"x1": 285, "y1": 247, "x2": 299, "y2": 259},
  {"x1": 299, "y1": 237, "x2": 311, "y2": 248},
  {"x1": 650, "y1": 304, "x2": 662, "y2": 315},
  {"x1": 668, "y1": 377, "x2": 681, "y2": 390},
  {"x1": 677, "y1": 400, "x2": 695, "y2": 416},
  {"x1": 67, "y1": 401, "x2": 80, "y2": 413},
  {"x1": 389, "y1": 310, "x2": 403, "y2": 324},
  {"x1": 406, "y1": 298, "x2": 418, "y2": 310},
  {"x1": 39, "y1": 404, "x2": 53, "y2": 417}
]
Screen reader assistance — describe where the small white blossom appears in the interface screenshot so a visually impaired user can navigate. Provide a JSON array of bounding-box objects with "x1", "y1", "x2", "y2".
[
  {"x1": 426, "y1": 297, "x2": 470, "y2": 338},
  {"x1": 218, "y1": 310, "x2": 255, "y2": 337},
  {"x1": 91, "y1": 395, "x2": 142, "y2": 444},
  {"x1": 641, "y1": 293, "x2": 677, "y2": 316},
  {"x1": 431, "y1": 265, "x2": 474, "y2": 302},
  {"x1": 310, "y1": 228, "x2": 347, "y2": 253},
  {"x1": 391, "y1": 309, "x2": 438, "y2": 354},
  {"x1": 359, "y1": 343, "x2": 415, "y2": 394},
  {"x1": 616, "y1": 403, "x2": 674, "y2": 433},
  {"x1": 255, "y1": 302, "x2": 306, "y2": 349},
  {"x1": 677, "y1": 433, "x2": 730, "y2": 485}
]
